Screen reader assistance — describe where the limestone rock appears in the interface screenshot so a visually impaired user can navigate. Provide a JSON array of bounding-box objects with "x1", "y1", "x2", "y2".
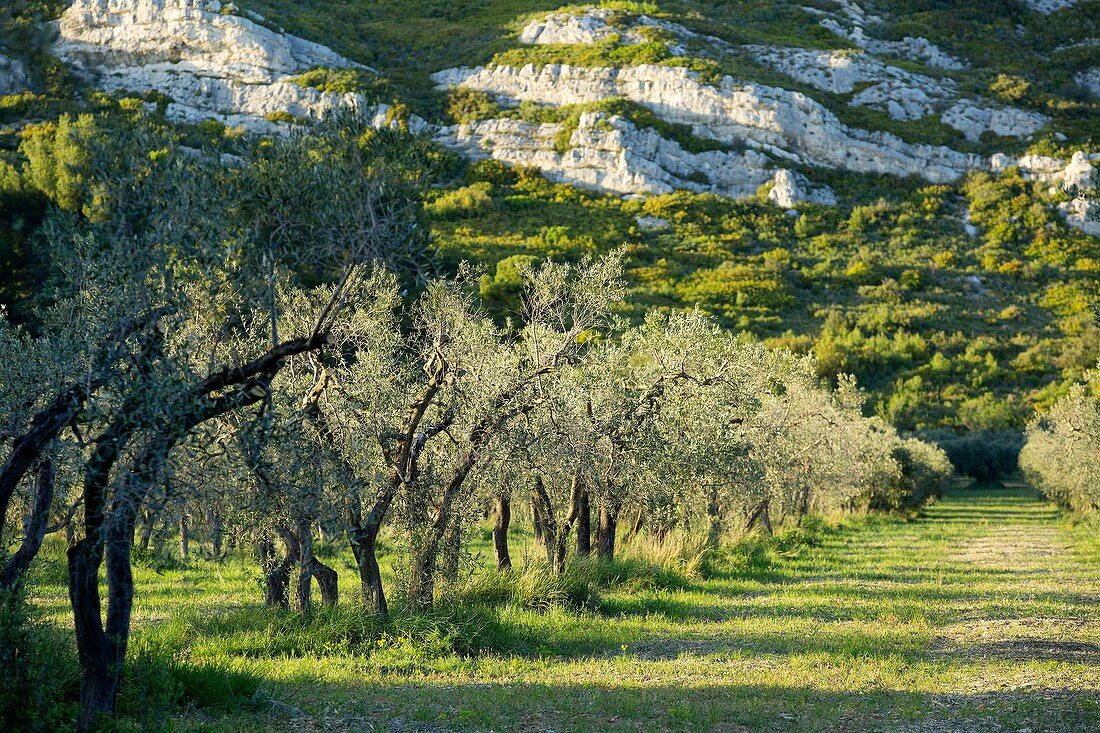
[
  {"x1": 811, "y1": 0, "x2": 966, "y2": 70},
  {"x1": 519, "y1": 8, "x2": 698, "y2": 57},
  {"x1": 520, "y1": 8, "x2": 625, "y2": 46},
  {"x1": 54, "y1": 0, "x2": 374, "y2": 132},
  {"x1": 0, "y1": 54, "x2": 29, "y2": 95},
  {"x1": 434, "y1": 111, "x2": 780, "y2": 200},
  {"x1": 433, "y1": 63, "x2": 986, "y2": 182},
  {"x1": 1076, "y1": 68, "x2": 1100, "y2": 99},
  {"x1": 767, "y1": 169, "x2": 837, "y2": 208},
  {"x1": 749, "y1": 46, "x2": 953, "y2": 101},
  {"x1": 1060, "y1": 199, "x2": 1100, "y2": 236},
  {"x1": 993, "y1": 150, "x2": 1099, "y2": 188},
  {"x1": 1024, "y1": 0, "x2": 1084, "y2": 13},
  {"x1": 962, "y1": 208, "x2": 979, "y2": 237},
  {"x1": 940, "y1": 101, "x2": 1048, "y2": 142},
  {"x1": 635, "y1": 215, "x2": 671, "y2": 232}
]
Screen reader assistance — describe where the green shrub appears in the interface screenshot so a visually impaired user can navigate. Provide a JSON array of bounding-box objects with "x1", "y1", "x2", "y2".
[
  {"x1": 427, "y1": 181, "x2": 496, "y2": 219},
  {"x1": 446, "y1": 88, "x2": 502, "y2": 123},
  {"x1": 0, "y1": 588, "x2": 79, "y2": 732}
]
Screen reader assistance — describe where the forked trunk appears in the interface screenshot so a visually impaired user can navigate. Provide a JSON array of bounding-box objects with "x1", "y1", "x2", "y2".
[
  {"x1": 309, "y1": 557, "x2": 339, "y2": 606},
  {"x1": 349, "y1": 521, "x2": 387, "y2": 617},
  {"x1": 745, "y1": 499, "x2": 773, "y2": 536},
  {"x1": 1, "y1": 459, "x2": 55, "y2": 591}
]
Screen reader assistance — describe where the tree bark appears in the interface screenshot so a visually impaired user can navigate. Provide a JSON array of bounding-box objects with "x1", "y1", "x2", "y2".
[
  {"x1": 348, "y1": 521, "x2": 387, "y2": 617},
  {"x1": 575, "y1": 487, "x2": 590, "y2": 558},
  {"x1": 440, "y1": 520, "x2": 462, "y2": 584},
  {"x1": 258, "y1": 538, "x2": 293, "y2": 610},
  {"x1": 706, "y1": 487, "x2": 722, "y2": 548},
  {"x1": 492, "y1": 495, "x2": 512, "y2": 571},
  {"x1": 597, "y1": 503, "x2": 618, "y2": 561},
  {"x1": 745, "y1": 499, "x2": 773, "y2": 536},
  {"x1": 0, "y1": 459, "x2": 54, "y2": 590},
  {"x1": 623, "y1": 508, "x2": 644, "y2": 544},
  {"x1": 210, "y1": 506, "x2": 224, "y2": 559},
  {"x1": 178, "y1": 513, "x2": 189, "y2": 559},
  {"x1": 293, "y1": 520, "x2": 313, "y2": 614},
  {"x1": 310, "y1": 557, "x2": 338, "y2": 606},
  {"x1": 531, "y1": 490, "x2": 545, "y2": 544}
]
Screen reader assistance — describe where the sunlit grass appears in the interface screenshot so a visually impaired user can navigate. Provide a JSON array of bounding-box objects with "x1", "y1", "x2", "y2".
[{"x1": 25, "y1": 485, "x2": 1100, "y2": 731}]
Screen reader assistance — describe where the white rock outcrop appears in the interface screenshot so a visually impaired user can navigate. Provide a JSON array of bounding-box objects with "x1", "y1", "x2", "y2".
[
  {"x1": 1024, "y1": 0, "x2": 1085, "y2": 13},
  {"x1": 433, "y1": 63, "x2": 986, "y2": 182},
  {"x1": 749, "y1": 46, "x2": 953, "y2": 121},
  {"x1": 991, "y1": 150, "x2": 1099, "y2": 188},
  {"x1": 989, "y1": 150, "x2": 1099, "y2": 236},
  {"x1": 767, "y1": 169, "x2": 837, "y2": 208},
  {"x1": 520, "y1": 8, "x2": 628, "y2": 46},
  {"x1": 635, "y1": 215, "x2": 671, "y2": 231},
  {"x1": 941, "y1": 101, "x2": 1048, "y2": 142},
  {"x1": 519, "y1": 8, "x2": 697, "y2": 56},
  {"x1": 435, "y1": 111, "x2": 782, "y2": 200},
  {"x1": 54, "y1": 0, "x2": 373, "y2": 132},
  {"x1": 810, "y1": 0, "x2": 966, "y2": 70},
  {"x1": 749, "y1": 46, "x2": 950, "y2": 96},
  {"x1": 0, "y1": 54, "x2": 29, "y2": 95},
  {"x1": 1076, "y1": 68, "x2": 1100, "y2": 99}
]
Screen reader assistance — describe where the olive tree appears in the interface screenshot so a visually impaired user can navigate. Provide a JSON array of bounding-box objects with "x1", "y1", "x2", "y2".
[{"x1": 0, "y1": 109, "x2": 428, "y2": 729}]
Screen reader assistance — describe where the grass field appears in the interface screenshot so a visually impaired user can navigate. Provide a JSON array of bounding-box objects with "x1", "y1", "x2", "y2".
[{"x1": 26, "y1": 485, "x2": 1100, "y2": 732}]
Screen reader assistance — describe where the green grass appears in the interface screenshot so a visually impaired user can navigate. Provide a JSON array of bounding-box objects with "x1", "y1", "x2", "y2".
[{"x1": 22, "y1": 484, "x2": 1100, "y2": 731}]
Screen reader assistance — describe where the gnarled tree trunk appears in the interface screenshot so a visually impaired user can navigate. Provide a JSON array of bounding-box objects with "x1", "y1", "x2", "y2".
[
  {"x1": 257, "y1": 535, "x2": 294, "y2": 609},
  {"x1": 0, "y1": 459, "x2": 54, "y2": 591}
]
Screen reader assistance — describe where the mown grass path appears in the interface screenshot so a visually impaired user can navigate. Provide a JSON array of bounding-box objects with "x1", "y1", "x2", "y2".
[
  {"x1": 34, "y1": 486, "x2": 1068, "y2": 732},
  {"x1": 160, "y1": 485, "x2": 1100, "y2": 732}
]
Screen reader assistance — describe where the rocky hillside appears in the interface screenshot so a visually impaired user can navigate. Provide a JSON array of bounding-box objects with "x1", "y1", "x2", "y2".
[{"x1": 2, "y1": 0, "x2": 1100, "y2": 435}]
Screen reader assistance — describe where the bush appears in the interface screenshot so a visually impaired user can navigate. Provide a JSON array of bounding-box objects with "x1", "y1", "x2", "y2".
[
  {"x1": 0, "y1": 588, "x2": 79, "y2": 732},
  {"x1": 446, "y1": 88, "x2": 502, "y2": 123},
  {"x1": 426, "y1": 181, "x2": 496, "y2": 219}
]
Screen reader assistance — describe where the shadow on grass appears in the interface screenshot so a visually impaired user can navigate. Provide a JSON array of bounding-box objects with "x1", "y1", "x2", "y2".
[{"x1": 155, "y1": 676, "x2": 1100, "y2": 733}]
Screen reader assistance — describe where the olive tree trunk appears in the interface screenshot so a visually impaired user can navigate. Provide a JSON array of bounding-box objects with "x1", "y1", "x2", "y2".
[{"x1": 492, "y1": 495, "x2": 512, "y2": 571}]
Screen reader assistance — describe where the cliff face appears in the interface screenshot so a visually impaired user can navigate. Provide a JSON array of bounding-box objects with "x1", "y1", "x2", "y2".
[
  {"x1": 53, "y1": 0, "x2": 371, "y2": 132},
  {"x1": 432, "y1": 63, "x2": 989, "y2": 184},
  {"x1": 33, "y1": 0, "x2": 1099, "y2": 226},
  {"x1": 426, "y1": 4, "x2": 1095, "y2": 227}
]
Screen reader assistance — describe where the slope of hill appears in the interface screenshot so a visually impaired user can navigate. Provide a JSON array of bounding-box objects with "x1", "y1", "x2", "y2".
[{"x1": 1, "y1": 0, "x2": 1099, "y2": 438}]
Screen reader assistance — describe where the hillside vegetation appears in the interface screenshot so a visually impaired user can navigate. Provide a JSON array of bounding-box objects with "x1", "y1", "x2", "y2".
[{"x1": 1, "y1": 0, "x2": 1098, "y2": 440}]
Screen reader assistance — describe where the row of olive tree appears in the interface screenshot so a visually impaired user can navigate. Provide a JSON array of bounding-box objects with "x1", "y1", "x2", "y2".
[
  {"x1": 1019, "y1": 367, "x2": 1100, "y2": 513},
  {"x1": 158, "y1": 277, "x2": 952, "y2": 616},
  {"x1": 0, "y1": 110, "x2": 433, "y2": 730}
]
